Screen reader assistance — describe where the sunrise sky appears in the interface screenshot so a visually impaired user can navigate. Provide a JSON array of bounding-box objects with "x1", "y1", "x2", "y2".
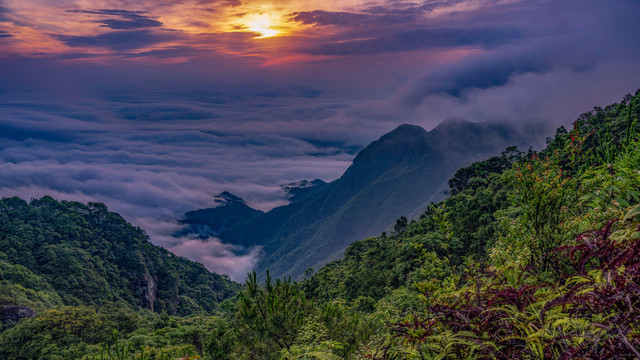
[{"x1": 1, "y1": 0, "x2": 639, "y2": 278}]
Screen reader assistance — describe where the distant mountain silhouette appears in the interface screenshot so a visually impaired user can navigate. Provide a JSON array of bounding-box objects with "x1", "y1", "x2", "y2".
[
  {"x1": 179, "y1": 192, "x2": 264, "y2": 237},
  {"x1": 282, "y1": 179, "x2": 328, "y2": 203},
  {"x1": 184, "y1": 120, "x2": 540, "y2": 279}
]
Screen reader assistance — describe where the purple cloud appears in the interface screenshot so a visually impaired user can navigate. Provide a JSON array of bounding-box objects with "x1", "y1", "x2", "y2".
[
  {"x1": 303, "y1": 27, "x2": 523, "y2": 56},
  {"x1": 289, "y1": 10, "x2": 411, "y2": 27},
  {"x1": 67, "y1": 9, "x2": 163, "y2": 30},
  {"x1": 0, "y1": 1, "x2": 8, "y2": 21},
  {"x1": 56, "y1": 29, "x2": 181, "y2": 51}
]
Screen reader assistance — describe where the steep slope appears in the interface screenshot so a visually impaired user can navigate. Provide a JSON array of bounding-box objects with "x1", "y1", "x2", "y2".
[
  {"x1": 189, "y1": 120, "x2": 542, "y2": 280},
  {"x1": 0, "y1": 196, "x2": 240, "y2": 315}
]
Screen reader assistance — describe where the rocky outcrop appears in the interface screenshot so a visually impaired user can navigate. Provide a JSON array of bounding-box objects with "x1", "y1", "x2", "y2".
[{"x1": 143, "y1": 270, "x2": 157, "y2": 312}]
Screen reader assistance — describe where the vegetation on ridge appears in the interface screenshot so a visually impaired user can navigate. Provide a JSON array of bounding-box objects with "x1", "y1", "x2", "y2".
[{"x1": 0, "y1": 197, "x2": 239, "y2": 314}]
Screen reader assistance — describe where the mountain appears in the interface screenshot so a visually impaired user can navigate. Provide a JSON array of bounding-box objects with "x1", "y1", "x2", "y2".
[
  {"x1": 0, "y1": 196, "x2": 240, "y2": 316},
  {"x1": 186, "y1": 120, "x2": 543, "y2": 280},
  {"x1": 179, "y1": 191, "x2": 264, "y2": 237}
]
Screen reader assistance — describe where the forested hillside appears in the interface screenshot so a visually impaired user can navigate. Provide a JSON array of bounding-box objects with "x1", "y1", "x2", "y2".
[
  {"x1": 0, "y1": 197, "x2": 239, "y2": 315},
  {"x1": 1, "y1": 90, "x2": 639, "y2": 359}
]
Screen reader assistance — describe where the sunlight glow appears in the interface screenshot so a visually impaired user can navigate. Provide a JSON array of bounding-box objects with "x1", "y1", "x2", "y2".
[{"x1": 244, "y1": 13, "x2": 282, "y2": 38}]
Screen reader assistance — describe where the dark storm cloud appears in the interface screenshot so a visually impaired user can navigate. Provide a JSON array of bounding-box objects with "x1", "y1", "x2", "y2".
[
  {"x1": 68, "y1": 9, "x2": 163, "y2": 30},
  {"x1": 56, "y1": 29, "x2": 179, "y2": 51},
  {"x1": 305, "y1": 27, "x2": 523, "y2": 56}
]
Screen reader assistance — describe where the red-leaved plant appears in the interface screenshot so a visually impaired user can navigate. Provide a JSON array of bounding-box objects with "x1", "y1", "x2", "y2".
[{"x1": 387, "y1": 218, "x2": 640, "y2": 360}]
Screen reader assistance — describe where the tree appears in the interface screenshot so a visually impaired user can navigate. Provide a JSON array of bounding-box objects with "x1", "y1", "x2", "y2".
[{"x1": 235, "y1": 271, "x2": 310, "y2": 359}]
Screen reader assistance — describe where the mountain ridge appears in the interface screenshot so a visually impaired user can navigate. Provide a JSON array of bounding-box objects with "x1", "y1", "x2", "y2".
[
  {"x1": 185, "y1": 120, "x2": 545, "y2": 279},
  {"x1": 179, "y1": 192, "x2": 264, "y2": 237}
]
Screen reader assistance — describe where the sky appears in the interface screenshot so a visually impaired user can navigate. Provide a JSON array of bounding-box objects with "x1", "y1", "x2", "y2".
[{"x1": 0, "y1": 0, "x2": 639, "y2": 280}]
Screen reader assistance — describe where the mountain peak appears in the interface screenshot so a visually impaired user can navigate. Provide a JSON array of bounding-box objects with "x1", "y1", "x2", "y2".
[
  {"x1": 351, "y1": 124, "x2": 429, "y2": 167},
  {"x1": 281, "y1": 179, "x2": 326, "y2": 192},
  {"x1": 180, "y1": 191, "x2": 263, "y2": 237},
  {"x1": 371, "y1": 124, "x2": 429, "y2": 150},
  {"x1": 213, "y1": 191, "x2": 246, "y2": 206},
  {"x1": 281, "y1": 179, "x2": 328, "y2": 203},
  {"x1": 392, "y1": 123, "x2": 426, "y2": 131},
  {"x1": 383, "y1": 124, "x2": 428, "y2": 140}
]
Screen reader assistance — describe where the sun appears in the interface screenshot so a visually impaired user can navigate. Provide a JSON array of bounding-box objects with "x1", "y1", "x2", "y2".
[{"x1": 244, "y1": 14, "x2": 281, "y2": 39}]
